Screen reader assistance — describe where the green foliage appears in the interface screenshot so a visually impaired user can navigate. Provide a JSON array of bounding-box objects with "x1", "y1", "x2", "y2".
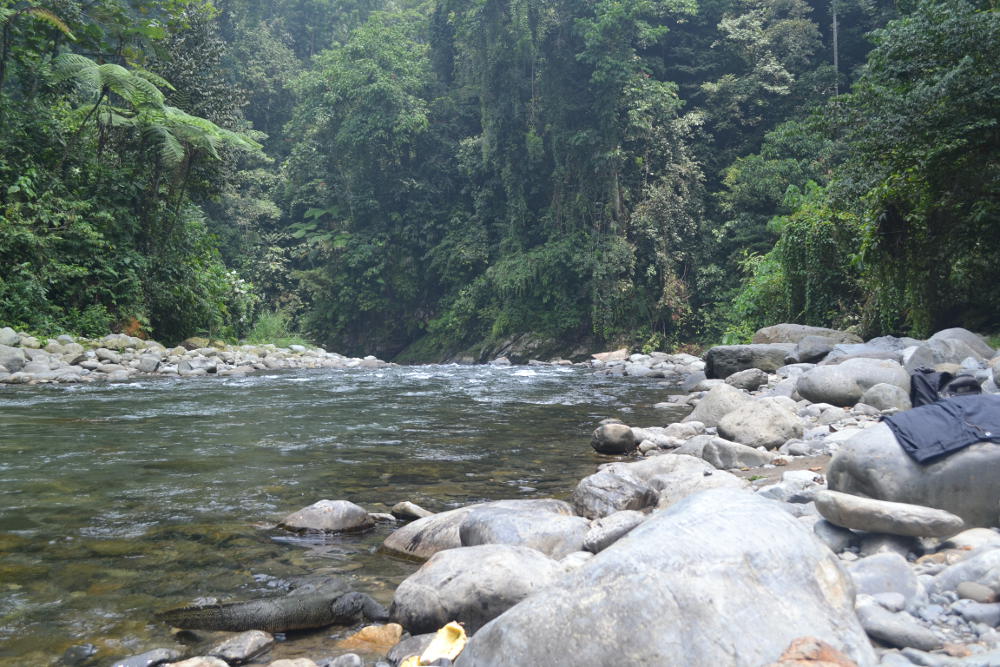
[
  {"x1": 833, "y1": 0, "x2": 1000, "y2": 335},
  {"x1": 3, "y1": 0, "x2": 991, "y2": 358},
  {"x1": 730, "y1": 183, "x2": 862, "y2": 332},
  {"x1": 244, "y1": 308, "x2": 309, "y2": 347}
]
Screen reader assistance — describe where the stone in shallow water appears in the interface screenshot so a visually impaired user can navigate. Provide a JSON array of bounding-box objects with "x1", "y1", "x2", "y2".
[
  {"x1": 590, "y1": 423, "x2": 636, "y2": 454},
  {"x1": 207, "y1": 629, "x2": 274, "y2": 663},
  {"x1": 111, "y1": 647, "x2": 182, "y2": 667},
  {"x1": 815, "y1": 490, "x2": 964, "y2": 538},
  {"x1": 279, "y1": 499, "x2": 375, "y2": 533},
  {"x1": 391, "y1": 501, "x2": 433, "y2": 521}
]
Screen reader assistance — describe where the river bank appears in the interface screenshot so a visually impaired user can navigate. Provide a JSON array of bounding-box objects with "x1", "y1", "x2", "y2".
[{"x1": 0, "y1": 328, "x2": 392, "y2": 385}]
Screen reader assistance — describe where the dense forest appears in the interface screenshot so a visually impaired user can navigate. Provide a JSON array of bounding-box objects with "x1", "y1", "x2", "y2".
[{"x1": 1, "y1": 0, "x2": 997, "y2": 359}]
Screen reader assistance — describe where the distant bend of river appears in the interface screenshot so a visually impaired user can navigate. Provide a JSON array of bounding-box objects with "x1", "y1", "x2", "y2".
[{"x1": 0, "y1": 364, "x2": 672, "y2": 664}]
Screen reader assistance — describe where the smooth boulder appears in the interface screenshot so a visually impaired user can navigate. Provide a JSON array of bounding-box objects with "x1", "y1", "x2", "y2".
[
  {"x1": 454, "y1": 489, "x2": 876, "y2": 667},
  {"x1": 391, "y1": 544, "x2": 562, "y2": 634},
  {"x1": 582, "y1": 510, "x2": 646, "y2": 553},
  {"x1": 705, "y1": 344, "x2": 797, "y2": 379},
  {"x1": 725, "y1": 368, "x2": 769, "y2": 392},
  {"x1": 0, "y1": 345, "x2": 26, "y2": 373},
  {"x1": 753, "y1": 324, "x2": 862, "y2": 345},
  {"x1": 571, "y1": 464, "x2": 658, "y2": 519},
  {"x1": 458, "y1": 506, "x2": 590, "y2": 559},
  {"x1": 702, "y1": 437, "x2": 776, "y2": 469},
  {"x1": 590, "y1": 423, "x2": 637, "y2": 455},
  {"x1": 826, "y1": 423, "x2": 1000, "y2": 528},
  {"x1": 717, "y1": 398, "x2": 804, "y2": 450},
  {"x1": 279, "y1": 500, "x2": 374, "y2": 533},
  {"x1": 382, "y1": 499, "x2": 574, "y2": 561},
  {"x1": 796, "y1": 358, "x2": 909, "y2": 407},
  {"x1": 859, "y1": 383, "x2": 912, "y2": 412},
  {"x1": 814, "y1": 490, "x2": 964, "y2": 538},
  {"x1": 683, "y1": 383, "x2": 753, "y2": 428}
]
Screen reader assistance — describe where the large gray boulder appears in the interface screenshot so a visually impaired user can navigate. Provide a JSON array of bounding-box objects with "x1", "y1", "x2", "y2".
[
  {"x1": 704, "y1": 344, "x2": 797, "y2": 379},
  {"x1": 642, "y1": 453, "x2": 750, "y2": 509},
  {"x1": 929, "y1": 327, "x2": 995, "y2": 359},
  {"x1": 571, "y1": 464, "x2": 658, "y2": 519},
  {"x1": 717, "y1": 398, "x2": 804, "y2": 450},
  {"x1": 823, "y1": 336, "x2": 921, "y2": 364},
  {"x1": 454, "y1": 489, "x2": 877, "y2": 667},
  {"x1": 859, "y1": 383, "x2": 912, "y2": 412},
  {"x1": 390, "y1": 544, "x2": 563, "y2": 634},
  {"x1": 826, "y1": 423, "x2": 1000, "y2": 528},
  {"x1": 752, "y1": 324, "x2": 862, "y2": 345},
  {"x1": 682, "y1": 383, "x2": 753, "y2": 427},
  {"x1": 459, "y1": 506, "x2": 590, "y2": 559},
  {"x1": 0, "y1": 327, "x2": 19, "y2": 347},
  {"x1": 702, "y1": 437, "x2": 776, "y2": 469},
  {"x1": 382, "y1": 499, "x2": 575, "y2": 561},
  {"x1": 796, "y1": 358, "x2": 910, "y2": 406},
  {"x1": 0, "y1": 345, "x2": 27, "y2": 373},
  {"x1": 793, "y1": 336, "x2": 838, "y2": 364},
  {"x1": 903, "y1": 330, "x2": 993, "y2": 373},
  {"x1": 724, "y1": 367, "x2": 769, "y2": 392}
]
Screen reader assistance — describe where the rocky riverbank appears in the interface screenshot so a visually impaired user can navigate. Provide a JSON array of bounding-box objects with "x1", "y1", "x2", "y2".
[
  {"x1": 101, "y1": 325, "x2": 1000, "y2": 666},
  {"x1": 0, "y1": 328, "x2": 390, "y2": 385}
]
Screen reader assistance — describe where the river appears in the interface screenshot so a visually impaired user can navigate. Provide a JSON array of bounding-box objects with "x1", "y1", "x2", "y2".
[{"x1": 0, "y1": 364, "x2": 673, "y2": 664}]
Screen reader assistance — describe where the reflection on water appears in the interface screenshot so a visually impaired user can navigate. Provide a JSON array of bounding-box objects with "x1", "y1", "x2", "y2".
[{"x1": 0, "y1": 364, "x2": 672, "y2": 664}]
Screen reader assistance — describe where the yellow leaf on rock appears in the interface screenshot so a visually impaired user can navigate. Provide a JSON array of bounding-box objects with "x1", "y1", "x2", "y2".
[{"x1": 420, "y1": 621, "x2": 467, "y2": 664}]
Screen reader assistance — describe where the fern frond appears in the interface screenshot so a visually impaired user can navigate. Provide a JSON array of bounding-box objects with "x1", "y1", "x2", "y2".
[
  {"x1": 132, "y1": 68, "x2": 176, "y2": 92},
  {"x1": 25, "y1": 7, "x2": 75, "y2": 40},
  {"x1": 53, "y1": 53, "x2": 100, "y2": 91},
  {"x1": 143, "y1": 124, "x2": 186, "y2": 167}
]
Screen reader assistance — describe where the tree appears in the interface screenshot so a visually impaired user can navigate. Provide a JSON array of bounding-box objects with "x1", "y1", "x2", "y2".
[{"x1": 834, "y1": 0, "x2": 1000, "y2": 334}]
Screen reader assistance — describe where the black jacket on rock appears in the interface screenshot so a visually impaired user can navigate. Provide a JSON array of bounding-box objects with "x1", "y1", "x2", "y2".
[{"x1": 884, "y1": 394, "x2": 1000, "y2": 463}]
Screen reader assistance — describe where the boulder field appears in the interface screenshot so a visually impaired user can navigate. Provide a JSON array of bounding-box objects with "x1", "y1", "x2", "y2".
[
  {"x1": 0, "y1": 328, "x2": 390, "y2": 385},
  {"x1": 96, "y1": 325, "x2": 1000, "y2": 666}
]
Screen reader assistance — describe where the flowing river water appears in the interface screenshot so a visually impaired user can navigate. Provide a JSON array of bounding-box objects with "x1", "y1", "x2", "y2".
[{"x1": 0, "y1": 364, "x2": 674, "y2": 665}]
